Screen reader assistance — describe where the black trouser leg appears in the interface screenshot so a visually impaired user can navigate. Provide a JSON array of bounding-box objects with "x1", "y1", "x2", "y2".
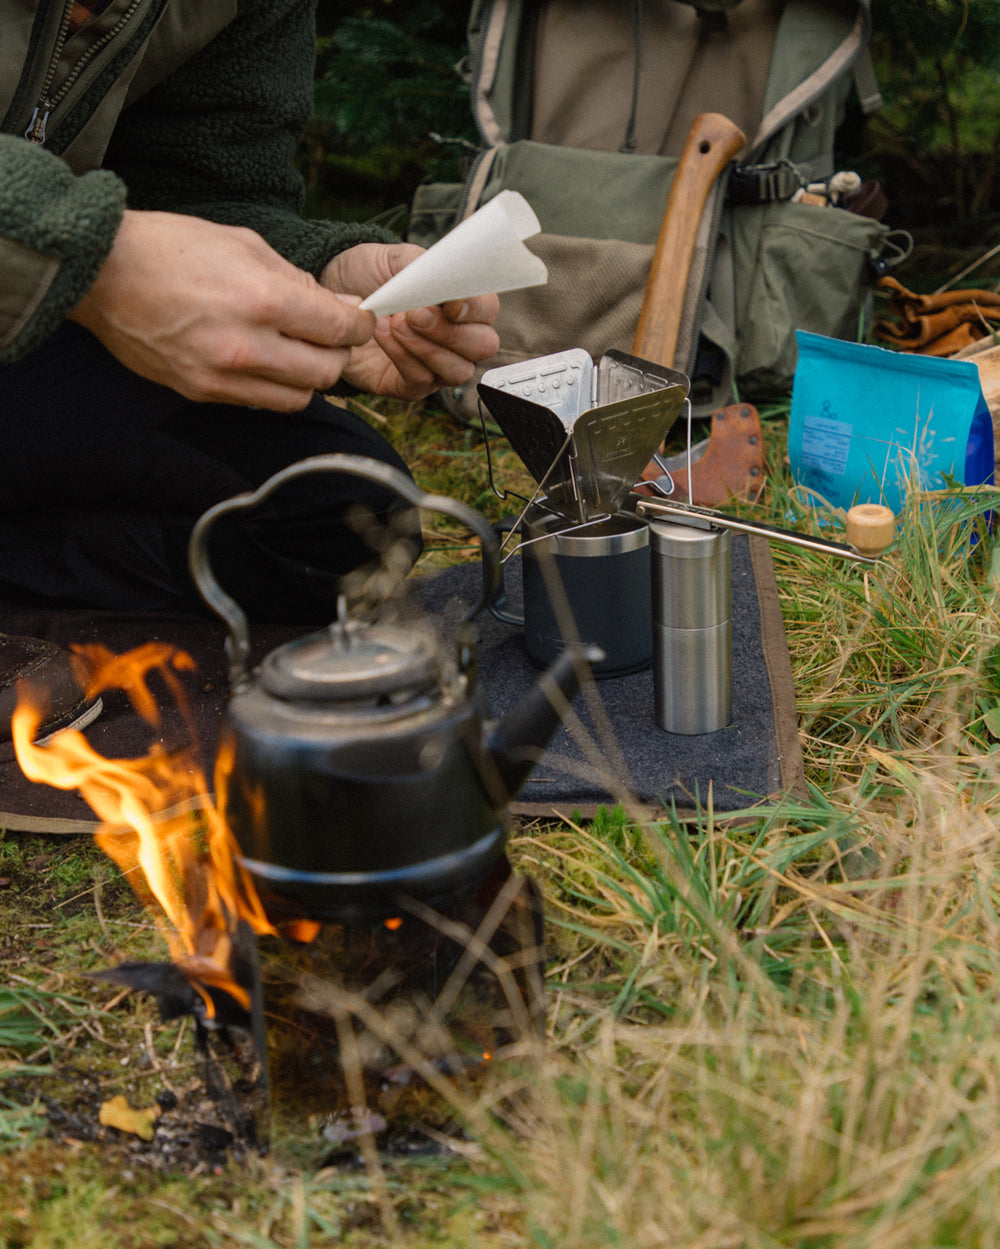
[{"x1": 0, "y1": 323, "x2": 420, "y2": 621}]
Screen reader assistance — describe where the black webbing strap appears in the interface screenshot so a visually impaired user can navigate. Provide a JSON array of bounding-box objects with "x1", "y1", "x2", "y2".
[{"x1": 727, "y1": 161, "x2": 803, "y2": 204}]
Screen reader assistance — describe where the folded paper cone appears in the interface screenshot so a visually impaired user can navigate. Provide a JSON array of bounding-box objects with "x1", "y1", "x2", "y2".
[{"x1": 359, "y1": 190, "x2": 548, "y2": 317}]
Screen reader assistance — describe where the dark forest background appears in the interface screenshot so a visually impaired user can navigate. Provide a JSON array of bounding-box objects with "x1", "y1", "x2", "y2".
[
  {"x1": 304, "y1": 3, "x2": 473, "y2": 229},
  {"x1": 304, "y1": 1, "x2": 1000, "y2": 283}
]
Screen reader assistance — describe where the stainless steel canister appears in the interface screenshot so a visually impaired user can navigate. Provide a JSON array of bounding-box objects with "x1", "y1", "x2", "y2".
[{"x1": 648, "y1": 518, "x2": 732, "y2": 734}]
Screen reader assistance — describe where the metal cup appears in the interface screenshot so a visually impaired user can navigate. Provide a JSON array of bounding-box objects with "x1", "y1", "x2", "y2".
[{"x1": 492, "y1": 508, "x2": 653, "y2": 678}]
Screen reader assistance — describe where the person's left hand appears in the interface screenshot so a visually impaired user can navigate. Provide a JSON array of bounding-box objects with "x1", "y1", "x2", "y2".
[{"x1": 320, "y1": 243, "x2": 500, "y2": 399}]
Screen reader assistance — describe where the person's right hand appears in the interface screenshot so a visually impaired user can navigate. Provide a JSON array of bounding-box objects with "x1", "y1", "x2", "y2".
[{"x1": 68, "y1": 209, "x2": 376, "y2": 411}]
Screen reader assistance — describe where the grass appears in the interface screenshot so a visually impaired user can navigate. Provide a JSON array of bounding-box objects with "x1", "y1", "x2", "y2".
[{"x1": 3, "y1": 394, "x2": 1000, "y2": 1246}]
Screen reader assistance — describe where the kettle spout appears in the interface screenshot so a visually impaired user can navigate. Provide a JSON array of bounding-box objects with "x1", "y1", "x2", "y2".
[{"x1": 484, "y1": 644, "x2": 604, "y2": 802}]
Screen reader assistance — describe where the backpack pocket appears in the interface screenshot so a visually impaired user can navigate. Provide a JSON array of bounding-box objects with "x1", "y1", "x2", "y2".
[
  {"x1": 408, "y1": 141, "x2": 684, "y2": 421},
  {"x1": 732, "y1": 199, "x2": 890, "y2": 400}
]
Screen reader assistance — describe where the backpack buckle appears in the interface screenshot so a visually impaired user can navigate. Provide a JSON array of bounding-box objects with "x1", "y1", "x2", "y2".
[{"x1": 727, "y1": 161, "x2": 802, "y2": 204}]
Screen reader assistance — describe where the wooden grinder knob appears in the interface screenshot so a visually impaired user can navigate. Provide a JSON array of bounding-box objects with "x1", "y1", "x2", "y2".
[{"x1": 846, "y1": 503, "x2": 895, "y2": 558}]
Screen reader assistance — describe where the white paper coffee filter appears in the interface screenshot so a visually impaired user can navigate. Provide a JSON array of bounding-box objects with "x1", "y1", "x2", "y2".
[{"x1": 359, "y1": 190, "x2": 548, "y2": 317}]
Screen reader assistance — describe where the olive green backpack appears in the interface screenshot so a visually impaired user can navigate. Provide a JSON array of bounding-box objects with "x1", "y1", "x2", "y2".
[{"x1": 408, "y1": 0, "x2": 910, "y2": 418}]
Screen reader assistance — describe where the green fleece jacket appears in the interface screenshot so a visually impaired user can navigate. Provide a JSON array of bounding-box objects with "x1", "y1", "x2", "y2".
[{"x1": 0, "y1": 0, "x2": 396, "y2": 360}]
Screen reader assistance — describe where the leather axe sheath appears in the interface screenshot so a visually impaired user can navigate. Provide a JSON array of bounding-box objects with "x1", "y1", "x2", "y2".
[{"x1": 632, "y1": 111, "x2": 746, "y2": 370}]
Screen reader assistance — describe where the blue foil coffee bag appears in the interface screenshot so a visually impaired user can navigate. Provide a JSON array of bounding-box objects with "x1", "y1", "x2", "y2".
[{"x1": 788, "y1": 331, "x2": 994, "y2": 512}]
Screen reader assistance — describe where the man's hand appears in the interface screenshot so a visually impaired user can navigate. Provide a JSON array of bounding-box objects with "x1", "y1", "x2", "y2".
[
  {"x1": 321, "y1": 243, "x2": 500, "y2": 400},
  {"x1": 69, "y1": 210, "x2": 376, "y2": 411}
]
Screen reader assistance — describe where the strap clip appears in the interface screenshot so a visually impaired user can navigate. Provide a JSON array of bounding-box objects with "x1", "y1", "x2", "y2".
[{"x1": 727, "y1": 160, "x2": 802, "y2": 204}]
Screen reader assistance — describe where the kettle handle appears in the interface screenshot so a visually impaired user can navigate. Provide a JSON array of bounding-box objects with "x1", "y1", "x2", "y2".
[{"x1": 187, "y1": 453, "x2": 502, "y2": 687}]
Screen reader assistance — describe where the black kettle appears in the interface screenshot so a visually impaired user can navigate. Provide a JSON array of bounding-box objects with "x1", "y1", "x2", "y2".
[{"x1": 188, "y1": 455, "x2": 600, "y2": 923}]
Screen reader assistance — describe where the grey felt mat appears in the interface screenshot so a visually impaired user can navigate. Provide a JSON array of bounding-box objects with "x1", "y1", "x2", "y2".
[
  {"x1": 413, "y1": 533, "x2": 805, "y2": 818},
  {"x1": 0, "y1": 534, "x2": 803, "y2": 833}
]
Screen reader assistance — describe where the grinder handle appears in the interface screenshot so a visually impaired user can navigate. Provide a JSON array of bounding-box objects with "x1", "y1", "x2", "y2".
[{"x1": 188, "y1": 453, "x2": 502, "y2": 688}]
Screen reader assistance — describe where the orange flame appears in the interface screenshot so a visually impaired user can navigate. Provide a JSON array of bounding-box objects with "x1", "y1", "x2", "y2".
[{"x1": 13, "y1": 643, "x2": 278, "y2": 1016}]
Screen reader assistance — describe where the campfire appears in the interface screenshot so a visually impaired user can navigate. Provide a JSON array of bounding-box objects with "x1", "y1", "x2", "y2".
[
  {"x1": 13, "y1": 641, "x2": 275, "y2": 1022},
  {"x1": 8, "y1": 458, "x2": 576, "y2": 1164}
]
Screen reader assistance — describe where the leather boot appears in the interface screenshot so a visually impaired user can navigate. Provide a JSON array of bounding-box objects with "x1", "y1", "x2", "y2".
[{"x1": 0, "y1": 634, "x2": 103, "y2": 765}]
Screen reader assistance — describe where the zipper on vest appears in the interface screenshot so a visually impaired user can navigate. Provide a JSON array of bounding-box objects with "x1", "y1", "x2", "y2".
[
  {"x1": 24, "y1": 0, "x2": 147, "y2": 146},
  {"x1": 23, "y1": 1, "x2": 73, "y2": 143},
  {"x1": 24, "y1": 100, "x2": 54, "y2": 144}
]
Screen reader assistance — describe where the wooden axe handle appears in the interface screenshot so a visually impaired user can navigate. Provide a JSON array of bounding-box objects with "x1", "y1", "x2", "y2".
[{"x1": 632, "y1": 112, "x2": 746, "y2": 368}]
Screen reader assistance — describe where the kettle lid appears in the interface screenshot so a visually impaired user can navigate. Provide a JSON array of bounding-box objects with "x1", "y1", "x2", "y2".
[{"x1": 259, "y1": 614, "x2": 441, "y2": 704}]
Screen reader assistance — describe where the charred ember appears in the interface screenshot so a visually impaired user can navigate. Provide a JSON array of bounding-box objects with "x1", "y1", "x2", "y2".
[{"x1": 89, "y1": 962, "x2": 252, "y2": 1030}]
